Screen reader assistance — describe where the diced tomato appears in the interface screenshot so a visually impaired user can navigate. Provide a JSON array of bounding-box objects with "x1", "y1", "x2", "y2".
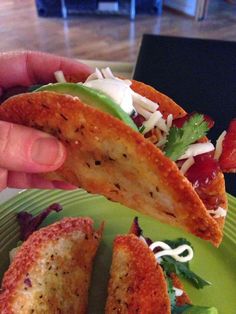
[
  {"x1": 219, "y1": 119, "x2": 236, "y2": 172},
  {"x1": 172, "y1": 112, "x2": 215, "y2": 129},
  {"x1": 186, "y1": 152, "x2": 220, "y2": 188},
  {"x1": 132, "y1": 113, "x2": 146, "y2": 127}
]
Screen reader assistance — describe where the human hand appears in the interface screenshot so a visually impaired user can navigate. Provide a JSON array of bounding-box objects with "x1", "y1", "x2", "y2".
[{"x1": 0, "y1": 51, "x2": 92, "y2": 191}]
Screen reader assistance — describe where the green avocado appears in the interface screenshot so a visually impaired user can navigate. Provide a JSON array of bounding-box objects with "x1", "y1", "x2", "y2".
[
  {"x1": 35, "y1": 83, "x2": 138, "y2": 131},
  {"x1": 183, "y1": 305, "x2": 218, "y2": 314}
]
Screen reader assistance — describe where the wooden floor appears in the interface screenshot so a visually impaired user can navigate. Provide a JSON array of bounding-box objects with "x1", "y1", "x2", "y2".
[{"x1": 0, "y1": 0, "x2": 235, "y2": 62}]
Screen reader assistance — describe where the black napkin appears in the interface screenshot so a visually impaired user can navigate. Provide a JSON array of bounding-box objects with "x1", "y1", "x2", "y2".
[{"x1": 133, "y1": 34, "x2": 236, "y2": 195}]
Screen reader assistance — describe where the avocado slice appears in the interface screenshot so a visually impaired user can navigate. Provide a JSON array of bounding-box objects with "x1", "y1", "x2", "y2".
[
  {"x1": 183, "y1": 305, "x2": 218, "y2": 314},
  {"x1": 35, "y1": 83, "x2": 138, "y2": 131}
]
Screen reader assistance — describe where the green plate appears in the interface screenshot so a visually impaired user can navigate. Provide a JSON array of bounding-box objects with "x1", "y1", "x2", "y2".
[{"x1": 0, "y1": 189, "x2": 236, "y2": 313}]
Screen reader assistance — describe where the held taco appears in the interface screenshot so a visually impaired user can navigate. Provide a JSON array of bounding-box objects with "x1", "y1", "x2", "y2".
[{"x1": 0, "y1": 68, "x2": 234, "y2": 246}]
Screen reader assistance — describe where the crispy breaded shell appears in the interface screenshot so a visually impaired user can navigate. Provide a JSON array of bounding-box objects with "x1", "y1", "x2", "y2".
[
  {"x1": 0, "y1": 217, "x2": 102, "y2": 314},
  {"x1": 105, "y1": 234, "x2": 171, "y2": 314},
  {"x1": 169, "y1": 273, "x2": 191, "y2": 306},
  {"x1": 110, "y1": 79, "x2": 226, "y2": 239},
  {"x1": 131, "y1": 80, "x2": 227, "y2": 242},
  {"x1": 0, "y1": 92, "x2": 222, "y2": 246},
  {"x1": 131, "y1": 80, "x2": 186, "y2": 119},
  {"x1": 128, "y1": 219, "x2": 191, "y2": 306}
]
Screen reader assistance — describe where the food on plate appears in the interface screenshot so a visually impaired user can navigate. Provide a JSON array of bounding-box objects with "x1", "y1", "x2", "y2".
[
  {"x1": 17, "y1": 202, "x2": 63, "y2": 241},
  {"x1": 0, "y1": 216, "x2": 103, "y2": 314},
  {"x1": 106, "y1": 218, "x2": 218, "y2": 314},
  {"x1": 218, "y1": 119, "x2": 236, "y2": 172},
  {"x1": 0, "y1": 67, "x2": 234, "y2": 246}
]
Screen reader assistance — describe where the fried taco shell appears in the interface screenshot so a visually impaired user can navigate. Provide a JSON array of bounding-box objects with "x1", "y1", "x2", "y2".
[
  {"x1": 0, "y1": 217, "x2": 103, "y2": 314},
  {"x1": 0, "y1": 89, "x2": 225, "y2": 246},
  {"x1": 105, "y1": 234, "x2": 171, "y2": 314},
  {"x1": 131, "y1": 80, "x2": 227, "y2": 240}
]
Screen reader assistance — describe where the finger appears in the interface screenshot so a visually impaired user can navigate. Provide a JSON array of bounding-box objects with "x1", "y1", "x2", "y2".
[
  {"x1": 7, "y1": 171, "x2": 77, "y2": 190},
  {"x1": 7, "y1": 171, "x2": 54, "y2": 189},
  {"x1": 0, "y1": 168, "x2": 7, "y2": 191},
  {"x1": 0, "y1": 121, "x2": 66, "y2": 172},
  {"x1": 52, "y1": 181, "x2": 77, "y2": 190},
  {"x1": 0, "y1": 51, "x2": 93, "y2": 91}
]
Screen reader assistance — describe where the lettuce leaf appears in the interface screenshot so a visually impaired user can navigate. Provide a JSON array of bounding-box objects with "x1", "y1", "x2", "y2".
[{"x1": 17, "y1": 203, "x2": 63, "y2": 240}]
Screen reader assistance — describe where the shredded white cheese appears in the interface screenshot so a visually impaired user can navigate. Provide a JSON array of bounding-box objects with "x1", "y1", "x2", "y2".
[
  {"x1": 156, "y1": 117, "x2": 169, "y2": 133},
  {"x1": 131, "y1": 91, "x2": 159, "y2": 112},
  {"x1": 133, "y1": 103, "x2": 152, "y2": 120},
  {"x1": 208, "y1": 207, "x2": 227, "y2": 218},
  {"x1": 214, "y1": 130, "x2": 227, "y2": 160},
  {"x1": 180, "y1": 157, "x2": 195, "y2": 175},
  {"x1": 142, "y1": 111, "x2": 163, "y2": 134},
  {"x1": 166, "y1": 114, "x2": 173, "y2": 129},
  {"x1": 149, "y1": 241, "x2": 194, "y2": 263},
  {"x1": 156, "y1": 135, "x2": 168, "y2": 148},
  {"x1": 83, "y1": 67, "x2": 161, "y2": 118},
  {"x1": 84, "y1": 78, "x2": 135, "y2": 115},
  {"x1": 101, "y1": 67, "x2": 115, "y2": 79},
  {"x1": 54, "y1": 70, "x2": 67, "y2": 83},
  {"x1": 85, "y1": 68, "x2": 104, "y2": 81},
  {"x1": 178, "y1": 142, "x2": 215, "y2": 160},
  {"x1": 173, "y1": 287, "x2": 184, "y2": 297}
]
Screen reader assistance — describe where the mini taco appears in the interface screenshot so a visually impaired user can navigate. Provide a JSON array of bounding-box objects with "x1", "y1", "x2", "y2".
[
  {"x1": 0, "y1": 68, "x2": 234, "y2": 246},
  {"x1": 105, "y1": 218, "x2": 218, "y2": 314},
  {"x1": 0, "y1": 216, "x2": 103, "y2": 314}
]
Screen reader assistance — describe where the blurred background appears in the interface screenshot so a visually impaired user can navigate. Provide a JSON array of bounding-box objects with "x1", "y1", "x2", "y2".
[{"x1": 0, "y1": 0, "x2": 235, "y2": 62}]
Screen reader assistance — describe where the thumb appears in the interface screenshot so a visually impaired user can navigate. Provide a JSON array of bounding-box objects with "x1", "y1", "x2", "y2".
[{"x1": 0, "y1": 121, "x2": 66, "y2": 172}]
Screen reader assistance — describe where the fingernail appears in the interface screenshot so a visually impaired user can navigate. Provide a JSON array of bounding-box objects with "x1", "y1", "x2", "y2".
[{"x1": 31, "y1": 137, "x2": 65, "y2": 166}]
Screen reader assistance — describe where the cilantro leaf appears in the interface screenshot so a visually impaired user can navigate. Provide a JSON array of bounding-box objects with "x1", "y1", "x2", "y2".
[
  {"x1": 161, "y1": 256, "x2": 211, "y2": 289},
  {"x1": 139, "y1": 125, "x2": 145, "y2": 133},
  {"x1": 164, "y1": 238, "x2": 193, "y2": 251},
  {"x1": 165, "y1": 273, "x2": 176, "y2": 309},
  {"x1": 164, "y1": 113, "x2": 209, "y2": 161},
  {"x1": 172, "y1": 304, "x2": 193, "y2": 314},
  {"x1": 165, "y1": 273, "x2": 193, "y2": 314}
]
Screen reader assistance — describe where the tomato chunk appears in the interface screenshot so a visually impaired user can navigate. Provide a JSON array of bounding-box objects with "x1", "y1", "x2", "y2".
[
  {"x1": 132, "y1": 113, "x2": 145, "y2": 127},
  {"x1": 219, "y1": 119, "x2": 236, "y2": 172},
  {"x1": 186, "y1": 152, "x2": 220, "y2": 188}
]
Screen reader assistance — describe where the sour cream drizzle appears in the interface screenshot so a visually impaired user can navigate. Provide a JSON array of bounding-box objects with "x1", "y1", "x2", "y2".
[{"x1": 149, "y1": 241, "x2": 194, "y2": 263}]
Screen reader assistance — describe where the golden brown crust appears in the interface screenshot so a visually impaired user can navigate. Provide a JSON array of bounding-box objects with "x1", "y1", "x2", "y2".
[
  {"x1": 131, "y1": 80, "x2": 186, "y2": 119},
  {"x1": 0, "y1": 217, "x2": 103, "y2": 314},
  {"x1": 169, "y1": 273, "x2": 191, "y2": 306},
  {"x1": 105, "y1": 234, "x2": 171, "y2": 314},
  {"x1": 131, "y1": 80, "x2": 227, "y2": 242},
  {"x1": 196, "y1": 171, "x2": 227, "y2": 233},
  {"x1": 0, "y1": 91, "x2": 223, "y2": 246}
]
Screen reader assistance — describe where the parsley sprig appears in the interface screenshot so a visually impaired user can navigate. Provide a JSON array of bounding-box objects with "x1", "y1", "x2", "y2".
[
  {"x1": 160, "y1": 238, "x2": 211, "y2": 289},
  {"x1": 161, "y1": 256, "x2": 210, "y2": 289},
  {"x1": 165, "y1": 271, "x2": 192, "y2": 313},
  {"x1": 164, "y1": 114, "x2": 209, "y2": 161}
]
